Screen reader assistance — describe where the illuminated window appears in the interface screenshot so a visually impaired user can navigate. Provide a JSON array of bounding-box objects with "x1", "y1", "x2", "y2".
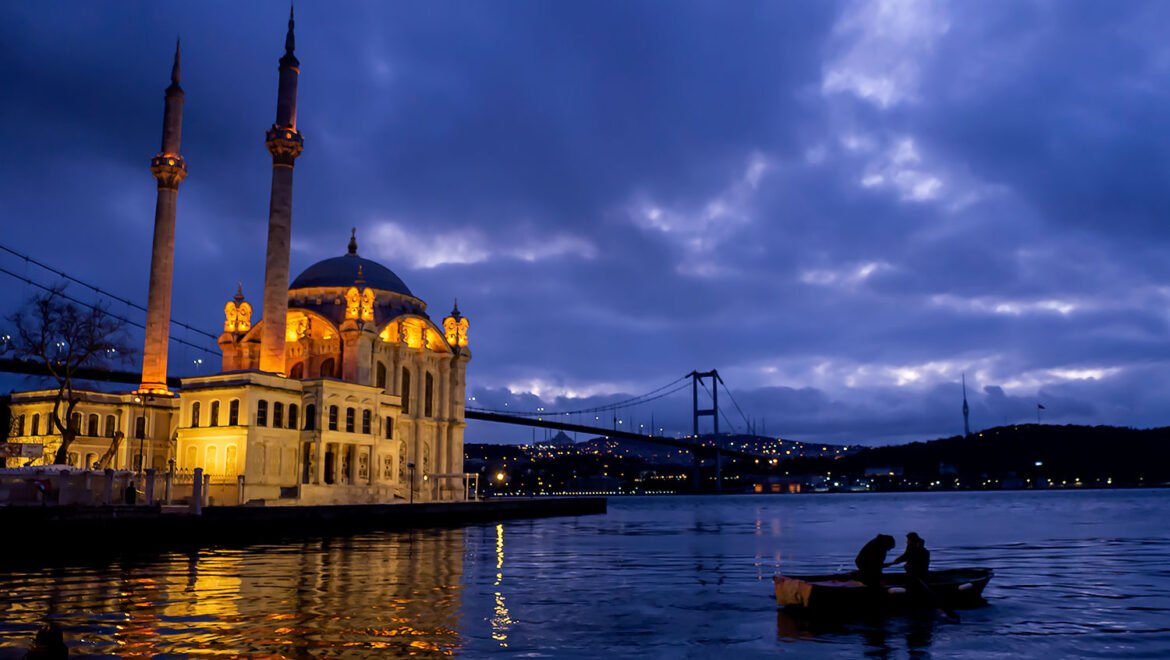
[{"x1": 257, "y1": 400, "x2": 268, "y2": 427}]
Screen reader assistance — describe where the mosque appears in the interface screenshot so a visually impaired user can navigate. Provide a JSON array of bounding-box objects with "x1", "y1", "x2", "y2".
[{"x1": 3, "y1": 11, "x2": 473, "y2": 505}]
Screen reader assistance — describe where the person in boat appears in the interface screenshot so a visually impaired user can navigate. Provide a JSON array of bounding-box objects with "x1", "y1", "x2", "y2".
[
  {"x1": 854, "y1": 533, "x2": 896, "y2": 587},
  {"x1": 889, "y1": 532, "x2": 930, "y2": 579}
]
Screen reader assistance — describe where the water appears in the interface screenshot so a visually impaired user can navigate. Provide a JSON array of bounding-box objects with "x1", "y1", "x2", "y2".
[{"x1": 1, "y1": 490, "x2": 1168, "y2": 658}]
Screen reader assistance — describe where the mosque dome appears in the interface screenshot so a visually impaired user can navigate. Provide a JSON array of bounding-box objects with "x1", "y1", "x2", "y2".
[{"x1": 289, "y1": 231, "x2": 415, "y2": 297}]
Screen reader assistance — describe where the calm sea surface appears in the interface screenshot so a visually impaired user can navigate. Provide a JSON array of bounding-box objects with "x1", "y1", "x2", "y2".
[{"x1": 1, "y1": 490, "x2": 1168, "y2": 658}]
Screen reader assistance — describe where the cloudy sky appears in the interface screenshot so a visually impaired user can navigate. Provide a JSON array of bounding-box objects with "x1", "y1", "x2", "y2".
[{"x1": 3, "y1": 0, "x2": 1170, "y2": 445}]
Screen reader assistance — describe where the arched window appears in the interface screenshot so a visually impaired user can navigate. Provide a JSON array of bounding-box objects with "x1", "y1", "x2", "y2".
[
  {"x1": 225, "y1": 446, "x2": 238, "y2": 475},
  {"x1": 425, "y1": 372, "x2": 434, "y2": 417},
  {"x1": 289, "y1": 404, "x2": 299, "y2": 430},
  {"x1": 274, "y1": 402, "x2": 284, "y2": 428},
  {"x1": 15, "y1": 415, "x2": 25, "y2": 436},
  {"x1": 328, "y1": 405, "x2": 338, "y2": 431},
  {"x1": 70, "y1": 412, "x2": 82, "y2": 433},
  {"x1": 67, "y1": 452, "x2": 79, "y2": 467},
  {"x1": 345, "y1": 407, "x2": 355, "y2": 433},
  {"x1": 210, "y1": 400, "x2": 221, "y2": 426},
  {"x1": 401, "y1": 368, "x2": 412, "y2": 415},
  {"x1": 376, "y1": 362, "x2": 387, "y2": 389},
  {"x1": 87, "y1": 413, "x2": 99, "y2": 436},
  {"x1": 385, "y1": 416, "x2": 393, "y2": 439},
  {"x1": 191, "y1": 402, "x2": 201, "y2": 428},
  {"x1": 206, "y1": 446, "x2": 218, "y2": 473},
  {"x1": 305, "y1": 404, "x2": 317, "y2": 430},
  {"x1": 289, "y1": 362, "x2": 304, "y2": 379},
  {"x1": 104, "y1": 415, "x2": 116, "y2": 438},
  {"x1": 257, "y1": 400, "x2": 269, "y2": 427},
  {"x1": 229, "y1": 399, "x2": 240, "y2": 426},
  {"x1": 85, "y1": 452, "x2": 97, "y2": 470},
  {"x1": 185, "y1": 445, "x2": 197, "y2": 469},
  {"x1": 319, "y1": 358, "x2": 335, "y2": 378},
  {"x1": 135, "y1": 416, "x2": 146, "y2": 440},
  {"x1": 31, "y1": 413, "x2": 39, "y2": 436},
  {"x1": 362, "y1": 409, "x2": 371, "y2": 434}
]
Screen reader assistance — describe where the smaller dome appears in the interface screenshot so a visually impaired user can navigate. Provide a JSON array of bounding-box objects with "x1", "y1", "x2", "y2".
[{"x1": 290, "y1": 232, "x2": 413, "y2": 296}]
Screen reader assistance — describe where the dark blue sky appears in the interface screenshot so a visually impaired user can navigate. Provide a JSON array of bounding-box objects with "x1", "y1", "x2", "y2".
[{"x1": 4, "y1": 1, "x2": 1170, "y2": 445}]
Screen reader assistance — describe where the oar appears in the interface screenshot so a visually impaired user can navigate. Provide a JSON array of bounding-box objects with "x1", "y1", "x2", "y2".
[{"x1": 913, "y1": 575, "x2": 960, "y2": 622}]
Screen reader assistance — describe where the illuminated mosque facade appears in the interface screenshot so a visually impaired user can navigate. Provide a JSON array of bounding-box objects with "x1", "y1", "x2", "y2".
[{"x1": 4, "y1": 11, "x2": 472, "y2": 505}]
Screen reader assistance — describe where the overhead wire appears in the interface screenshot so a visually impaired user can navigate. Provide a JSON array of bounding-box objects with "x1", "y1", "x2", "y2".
[
  {"x1": 0, "y1": 241, "x2": 219, "y2": 340},
  {"x1": 0, "y1": 265, "x2": 219, "y2": 356}
]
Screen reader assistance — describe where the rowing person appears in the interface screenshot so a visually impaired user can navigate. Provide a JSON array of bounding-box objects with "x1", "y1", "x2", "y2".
[{"x1": 855, "y1": 533, "x2": 896, "y2": 587}]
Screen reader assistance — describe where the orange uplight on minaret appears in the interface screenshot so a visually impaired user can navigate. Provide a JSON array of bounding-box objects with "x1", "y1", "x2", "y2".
[
  {"x1": 138, "y1": 39, "x2": 187, "y2": 396},
  {"x1": 259, "y1": 6, "x2": 305, "y2": 377}
]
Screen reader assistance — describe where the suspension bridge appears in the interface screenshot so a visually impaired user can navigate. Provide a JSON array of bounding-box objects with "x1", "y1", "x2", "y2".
[{"x1": 0, "y1": 242, "x2": 772, "y2": 491}]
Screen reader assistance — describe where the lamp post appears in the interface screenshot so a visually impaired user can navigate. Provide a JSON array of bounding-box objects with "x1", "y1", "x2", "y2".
[
  {"x1": 408, "y1": 462, "x2": 416, "y2": 504},
  {"x1": 133, "y1": 394, "x2": 154, "y2": 475}
]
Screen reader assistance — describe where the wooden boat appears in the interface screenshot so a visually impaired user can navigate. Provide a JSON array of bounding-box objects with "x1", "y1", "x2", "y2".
[{"x1": 774, "y1": 568, "x2": 992, "y2": 614}]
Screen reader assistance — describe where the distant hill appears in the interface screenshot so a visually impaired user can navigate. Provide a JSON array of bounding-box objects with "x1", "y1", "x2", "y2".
[{"x1": 780, "y1": 424, "x2": 1170, "y2": 488}]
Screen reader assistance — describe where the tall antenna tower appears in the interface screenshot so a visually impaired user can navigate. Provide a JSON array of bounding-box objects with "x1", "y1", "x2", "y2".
[{"x1": 962, "y1": 372, "x2": 971, "y2": 438}]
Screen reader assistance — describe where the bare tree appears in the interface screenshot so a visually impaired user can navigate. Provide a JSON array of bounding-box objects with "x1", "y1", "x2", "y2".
[{"x1": 2, "y1": 286, "x2": 134, "y2": 464}]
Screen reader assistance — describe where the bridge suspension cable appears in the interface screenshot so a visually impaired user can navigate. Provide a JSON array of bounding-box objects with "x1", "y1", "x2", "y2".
[
  {"x1": 717, "y1": 377, "x2": 753, "y2": 433},
  {"x1": 0, "y1": 241, "x2": 219, "y2": 341},
  {"x1": 0, "y1": 264, "x2": 219, "y2": 356},
  {"x1": 468, "y1": 373, "x2": 692, "y2": 418}
]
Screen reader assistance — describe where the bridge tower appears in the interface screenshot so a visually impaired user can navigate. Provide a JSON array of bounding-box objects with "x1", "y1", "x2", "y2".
[{"x1": 691, "y1": 370, "x2": 723, "y2": 492}]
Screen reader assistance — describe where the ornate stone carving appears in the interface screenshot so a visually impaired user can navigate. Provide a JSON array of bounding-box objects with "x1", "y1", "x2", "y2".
[
  {"x1": 265, "y1": 127, "x2": 304, "y2": 166},
  {"x1": 223, "y1": 289, "x2": 252, "y2": 334},
  {"x1": 150, "y1": 153, "x2": 187, "y2": 190},
  {"x1": 345, "y1": 287, "x2": 361, "y2": 320},
  {"x1": 360, "y1": 288, "x2": 375, "y2": 322}
]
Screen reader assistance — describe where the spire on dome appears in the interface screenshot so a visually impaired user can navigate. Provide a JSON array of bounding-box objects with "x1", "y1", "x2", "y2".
[
  {"x1": 348, "y1": 227, "x2": 358, "y2": 255},
  {"x1": 235, "y1": 282, "x2": 245, "y2": 303},
  {"x1": 450, "y1": 299, "x2": 462, "y2": 320}
]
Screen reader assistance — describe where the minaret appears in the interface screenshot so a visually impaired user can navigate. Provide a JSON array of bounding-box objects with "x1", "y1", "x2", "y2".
[
  {"x1": 259, "y1": 6, "x2": 305, "y2": 375},
  {"x1": 139, "y1": 40, "x2": 187, "y2": 395},
  {"x1": 962, "y1": 372, "x2": 971, "y2": 437}
]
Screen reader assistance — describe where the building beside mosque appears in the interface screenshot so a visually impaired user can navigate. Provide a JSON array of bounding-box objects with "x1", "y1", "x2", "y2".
[{"x1": 2, "y1": 10, "x2": 472, "y2": 505}]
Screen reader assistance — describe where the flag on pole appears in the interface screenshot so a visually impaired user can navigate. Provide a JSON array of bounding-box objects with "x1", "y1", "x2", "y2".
[{"x1": 1037, "y1": 404, "x2": 1046, "y2": 410}]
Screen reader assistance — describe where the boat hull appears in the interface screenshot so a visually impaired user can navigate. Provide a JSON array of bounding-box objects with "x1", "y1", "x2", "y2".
[{"x1": 774, "y1": 568, "x2": 992, "y2": 615}]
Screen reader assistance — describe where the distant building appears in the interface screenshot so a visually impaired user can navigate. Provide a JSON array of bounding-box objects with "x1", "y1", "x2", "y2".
[{"x1": 3, "y1": 11, "x2": 471, "y2": 505}]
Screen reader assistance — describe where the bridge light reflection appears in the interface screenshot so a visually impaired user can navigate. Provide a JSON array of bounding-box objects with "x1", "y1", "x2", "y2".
[{"x1": 491, "y1": 523, "x2": 512, "y2": 647}]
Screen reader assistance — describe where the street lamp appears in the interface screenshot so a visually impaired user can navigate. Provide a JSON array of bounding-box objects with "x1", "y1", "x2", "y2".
[
  {"x1": 133, "y1": 394, "x2": 154, "y2": 475},
  {"x1": 408, "y1": 462, "x2": 416, "y2": 504}
]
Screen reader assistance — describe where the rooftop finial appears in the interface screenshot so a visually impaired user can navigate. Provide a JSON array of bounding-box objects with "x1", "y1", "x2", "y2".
[
  {"x1": 171, "y1": 37, "x2": 181, "y2": 87},
  {"x1": 451, "y1": 298, "x2": 462, "y2": 319},
  {"x1": 284, "y1": 3, "x2": 296, "y2": 56},
  {"x1": 348, "y1": 227, "x2": 358, "y2": 255},
  {"x1": 235, "y1": 282, "x2": 245, "y2": 302}
]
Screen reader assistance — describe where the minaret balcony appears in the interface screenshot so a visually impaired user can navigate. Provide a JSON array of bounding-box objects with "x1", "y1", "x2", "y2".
[{"x1": 150, "y1": 153, "x2": 187, "y2": 190}]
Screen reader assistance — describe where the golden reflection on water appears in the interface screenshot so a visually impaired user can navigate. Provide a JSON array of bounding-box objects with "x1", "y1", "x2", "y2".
[
  {"x1": 491, "y1": 522, "x2": 513, "y2": 647},
  {"x1": 0, "y1": 531, "x2": 466, "y2": 656}
]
